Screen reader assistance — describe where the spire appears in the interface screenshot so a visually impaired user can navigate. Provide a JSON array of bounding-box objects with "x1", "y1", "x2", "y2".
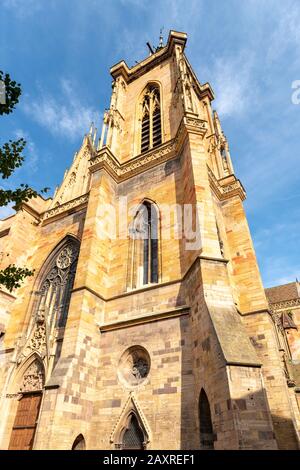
[
  {"x1": 92, "y1": 128, "x2": 97, "y2": 145},
  {"x1": 158, "y1": 27, "x2": 164, "y2": 49},
  {"x1": 88, "y1": 122, "x2": 95, "y2": 136},
  {"x1": 146, "y1": 28, "x2": 164, "y2": 56},
  {"x1": 87, "y1": 122, "x2": 97, "y2": 148},
  {"x1": 156, "y1": 27, "x2": 164, "y2": 51}
]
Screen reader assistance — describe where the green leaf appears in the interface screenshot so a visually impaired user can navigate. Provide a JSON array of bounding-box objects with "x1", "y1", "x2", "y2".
[
  {"x1": 0, "y1": 264, "x2": 35, "y2": 292},
  {"x1": 0, "y1": 138, "x2": 26, "y2": 178},
  {"x1": 0, "y1": 71, "x2": 21, "y2": 116}
]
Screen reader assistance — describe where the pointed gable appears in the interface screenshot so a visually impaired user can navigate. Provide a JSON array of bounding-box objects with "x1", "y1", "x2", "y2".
[{"x1": 49, "y1": 134, "x2": 95, "y2": 209}]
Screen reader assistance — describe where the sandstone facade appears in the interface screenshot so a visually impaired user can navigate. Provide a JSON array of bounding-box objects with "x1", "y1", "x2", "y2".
[{"x1": 0, "y1": 30, "x2": 299, "y2": 450}]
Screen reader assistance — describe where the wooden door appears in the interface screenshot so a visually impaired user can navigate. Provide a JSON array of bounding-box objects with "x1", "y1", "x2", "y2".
[{"x1": 8, "y1": 392, "x2": 42, "y2": 450}]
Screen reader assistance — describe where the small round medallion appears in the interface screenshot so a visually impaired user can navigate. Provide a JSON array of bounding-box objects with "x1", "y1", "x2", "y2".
[{"x1": 118, "y1": 346, "x2": 150, "y2": 387}]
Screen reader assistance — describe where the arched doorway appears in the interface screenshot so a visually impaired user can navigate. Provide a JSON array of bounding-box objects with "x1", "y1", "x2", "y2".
[
  {"x1": 8, "y1": 359, "x2": 44, "y2": 450},
  {"x1": 199, "y1": 389, "x2": 214, "y2": 449},
  {"x1": 122, "y1": 414, "x2": 144, "y2": 450}
]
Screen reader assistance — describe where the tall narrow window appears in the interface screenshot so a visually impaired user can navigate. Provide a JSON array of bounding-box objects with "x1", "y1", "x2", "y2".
[
  {"x1": 122, "y1": 414, "x2": 144, "y2": 450},
  {"x1": 132, "y1": 201, "x2": 158, "y2": 287},
  {"x1": 199, "y1": 389, "x2": 214, "y2": 449},
  {"x1": 141, "y1": 84, "x2": 162, "y2": 153}
]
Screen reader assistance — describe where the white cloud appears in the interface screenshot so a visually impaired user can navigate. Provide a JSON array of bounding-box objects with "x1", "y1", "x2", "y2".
[
  {"x1": 14, "y1": 129, "x2": 39, "y2": 173},
  {"x1": 22, "y1": 79, "x2": 99, "y2": 141},
  {"x1": 266, "y1": 2, "x2": 300, "y2": 63},
  {"x1": 208, "y1": 53, "x2": 255, "y2": 118}
]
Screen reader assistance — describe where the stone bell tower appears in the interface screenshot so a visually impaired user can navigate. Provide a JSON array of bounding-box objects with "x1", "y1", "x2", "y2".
[{"x1": 0, "y1": 30, "x2": 299, "y2": 450}]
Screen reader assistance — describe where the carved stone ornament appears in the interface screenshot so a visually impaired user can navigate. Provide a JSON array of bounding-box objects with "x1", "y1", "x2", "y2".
[
  {"x1": 42, "y1": 193, "x2": 89, "y2": 221},
  {"x1": 68, "y1": 172, "x2": 76, "y2": 186},
  {"x1": 30, "y1": 324, "x2": 46, "y2": 352},
  {"x1": 20, "y1": 360, "x2": 44, "y2": 392},
  {"x1": 35, "y1": 308, "x2": 45, "y2": 325},
  {"x1": 281, "y1": 311, "x2": 298, "y2": 330},
  {"x1": 89, "y1": 115, "x2": 207, "y2": 183},
  {"x1": 118, "y1": 346, "x2": 150, "y2": 387},
  {"x1": 56, "y1": 244, "x2": 77, "y2": 269},
  {"x1": 271, "y1": 310, "x2": 284, "y2": 334},
  {"x1": 207, "y1": 165, "x2": 246, "y2": 201},
  {"x1": 17, "y1": 322, "x2": 47, "y2": 364}
]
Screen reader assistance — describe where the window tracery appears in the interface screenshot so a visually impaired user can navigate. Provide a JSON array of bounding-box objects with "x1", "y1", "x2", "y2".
[
  {"x1": 36, "y1": 240, "x2": 79, "y2": 329},
  {"x1": 140, "y1": 84, "x2": 162, "y2": 153},
  {"x1": 129, "y1": 201, "x2": 159, "y2": 288}
]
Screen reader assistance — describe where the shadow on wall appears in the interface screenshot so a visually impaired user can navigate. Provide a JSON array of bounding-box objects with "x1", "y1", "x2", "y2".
[
  {"x1": 178, "y1": 312, "x2": 300, "y2": 450},
  {"x1": 271, "y1": 413, "x2": 299, "y2": 451},
  {"x1": 162, "y1": 148, "x2": 300, "y2": 450}
]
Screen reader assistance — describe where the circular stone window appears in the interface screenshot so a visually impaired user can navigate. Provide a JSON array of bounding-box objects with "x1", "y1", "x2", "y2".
[{"x1": 118, "y1": 346, "x2": 150, "y2": 387}]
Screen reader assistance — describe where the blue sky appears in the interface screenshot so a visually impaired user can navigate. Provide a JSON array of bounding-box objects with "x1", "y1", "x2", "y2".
[{"x1": 0, "y1": 0, "x2": 299, "y2": 287}]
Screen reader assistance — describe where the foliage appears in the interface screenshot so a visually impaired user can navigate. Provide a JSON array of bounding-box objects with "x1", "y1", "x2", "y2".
[
  {"x1": 0, "y1": 264, "x2": 35, "y2": 292},
  {"x1": 0, "y1": 70, "x2": 21, "y2": 115},
  {"x1": 0, "y1": 138, "x2": 26, "y2": 179},
  {"x1": 0, "y1": 72, "x2": 48, "y2": 291}
]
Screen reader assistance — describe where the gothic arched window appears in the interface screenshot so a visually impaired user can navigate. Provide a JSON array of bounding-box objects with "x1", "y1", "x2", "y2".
[
  {"x1": 35, "y1": 238, "x2": 79, "y2": 329},
  {"x1": 199, "y1": 389, "x2": 214, "y2": 449},
  {"x1": 140, "y1": 84, "x2": 162, "y2": 153},
  {"x1": 122, "y1": 414, "x2": 144, "y2": 450},
  {"x1": 130, "y1": 201, "x2": 159, "y2": 288},
  {"x1": 72, "y1": 434, "x2": 86, "y2": 450}
]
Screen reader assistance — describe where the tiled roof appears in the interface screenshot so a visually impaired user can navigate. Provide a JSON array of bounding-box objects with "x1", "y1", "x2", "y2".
[{"x1": 265, "y1": 282, "x2": 300, "y2": 304}]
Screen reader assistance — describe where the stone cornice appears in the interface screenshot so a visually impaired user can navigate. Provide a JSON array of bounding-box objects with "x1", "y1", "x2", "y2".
[
  {"x1": 99, "y1": 306, "x2": 190, "y2": 332},
  {"x1": 89, "y1": 116, "x2": 208, "y2": 181},
  {"x1": 207, "y1": 165, "x2": 246, "y2": 201},
  {"x1": 18, "y1": 202, "x2": 42, "y2": 221},
  {"x1": 72, "y1": 254, "x2": 228, "y2": 303},
  {"x1": 15, "y1": 195, "x2": 52, "y2": 222},
  {"x1": 110, "y1": 30, "x2": 187, "y2": 83},
  {"x1": 110, "y1": 31, "x2": 214, "y2": 103},
  {"x1": 269, "y1": 298, "x2": 300, "y2": 311},
  {"x1": 41, "y1": 193, "x2": 89, "y2": 225}
]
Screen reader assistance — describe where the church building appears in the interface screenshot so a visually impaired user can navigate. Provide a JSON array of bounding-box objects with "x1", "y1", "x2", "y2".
[{"x1": 0, "y1": 30, "x2": 300, "y2": 450}]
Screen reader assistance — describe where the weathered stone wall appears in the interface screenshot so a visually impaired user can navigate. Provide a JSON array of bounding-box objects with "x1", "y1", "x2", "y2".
[
  {"x1": 242, "y1": 312, "x2": 299, "y2": 449},
  {"x1": 0, "y1": 30, "x2": 299, "y2": 451}
]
